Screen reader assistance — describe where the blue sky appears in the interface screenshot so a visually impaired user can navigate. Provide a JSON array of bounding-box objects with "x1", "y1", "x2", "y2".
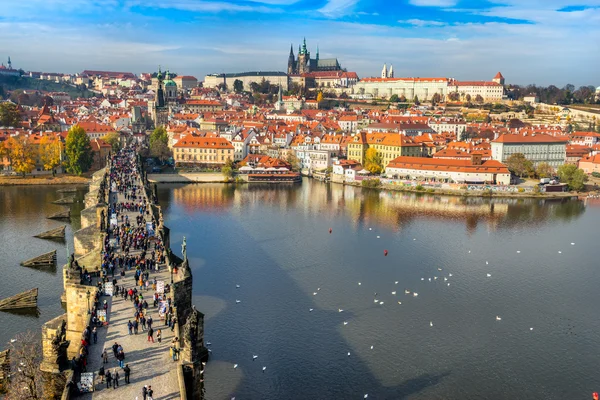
[{"x1": 0, "y1": 0, "x2": 599, "y2": 86}]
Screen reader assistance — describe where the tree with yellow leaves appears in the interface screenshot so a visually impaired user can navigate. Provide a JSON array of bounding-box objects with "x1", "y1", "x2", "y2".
[
  {"x1": 6, "y1": 135, "x2": 36, "y2": 175},
  {"x1": 39, "y1": 135, "x2": 62, "y2": 175},
  {"x1": 316, "y1": 91, "x2": 324, "y2": 103},
  {"x1": 364, "y1": 147, "x2": 383, "y2": 175}
]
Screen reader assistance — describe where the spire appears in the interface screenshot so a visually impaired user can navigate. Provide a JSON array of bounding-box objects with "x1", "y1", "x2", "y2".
[
  {"x1": 316, "y1": 45, "x2": 319, "y2": 61},
  {"x1": 388, "y1": 64, "x2": 394, "y2": 78},
  {"x1": 381, "y1": 63, "x2": 387, "y2": 79},
  {"x1": 7, "y1": 56, "x2": 11, "y2": 69},
  {"x1": 289, "y1": 44, "x2": 294, "y2": 57},
  {"x1": 301, "y1": 37, "x2": 307, "y2": 55}
]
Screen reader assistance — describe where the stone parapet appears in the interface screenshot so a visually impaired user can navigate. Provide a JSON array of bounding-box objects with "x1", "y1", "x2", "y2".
[
  {"x1": 73, "y1": 225, "x2": 102, "y2": 258},
  {"x1": 40, "y1": 314, "x2": 68, "y2": 374}
]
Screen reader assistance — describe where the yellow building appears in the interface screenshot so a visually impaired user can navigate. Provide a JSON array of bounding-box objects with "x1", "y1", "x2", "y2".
[
  {"x1": 173, "y1": 136, "x2": 234, "y2": 166},
  {"x1": 347, "y1": 132, "x2": 424, "y2": 170}
]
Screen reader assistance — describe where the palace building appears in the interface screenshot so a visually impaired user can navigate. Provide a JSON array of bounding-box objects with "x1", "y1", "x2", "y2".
[{"x1": 287, "y1": 38, "x2": 343, "y2": 75}]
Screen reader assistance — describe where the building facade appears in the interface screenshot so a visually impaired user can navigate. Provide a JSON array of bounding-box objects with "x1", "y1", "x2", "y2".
[
  {"x1": 172, "y1": 136, "x2": 234, "y2": 166},
  {"x1": 204, "y1": 72, "x2": 288, "y2": 91},
  {"x1": 287, "y1": 38, "x2": 343, "y2": 75},
  {"x1": 491, "y1": 133, "x2": 567, "y2": 168}
]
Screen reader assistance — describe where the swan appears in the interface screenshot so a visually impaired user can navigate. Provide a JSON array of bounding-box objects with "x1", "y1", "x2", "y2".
[
  {"x1": 430, "y1": 321, "x2": 433, "y2": 327},
  {"x1": 486, "y1": 274, "x2": 491, "y2": 277},
  {"x1": 253, "y1": 355, "x2": 258, "y2": 360},
  {"x1": 233, "y1": 364, "x2": 238, "y2": 369},
  {"x1": 236, "y1": 300, "x2": 241, "y2": 304},
  {"x1": 496, "y1": 316, "x2": 501, "y2": 321},
  {"x1": 413, "y1": 292, "x2": 418, "y2": 297},
  {"x1": 309, "y1": 308, "x2": 314, "y2": 312},
  {"x1": 391, "y1": 291, "x2": 396, "y2": 295},
  {"x1": 343, "y1": 321, "x2": 348, "y2": 325}
]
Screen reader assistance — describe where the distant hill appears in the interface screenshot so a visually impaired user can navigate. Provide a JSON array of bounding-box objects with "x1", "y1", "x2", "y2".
[{"x1": 0, "y1": 75, "x2": 95, "y2": 100}]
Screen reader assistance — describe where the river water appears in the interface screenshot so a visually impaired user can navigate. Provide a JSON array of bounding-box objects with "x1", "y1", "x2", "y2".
[
  {"x1": 0, "y1": 185, "x2": 85, "y2": 344},
  {"x1": 1, "y1": 181, "x2": 599, "y2": 399}
]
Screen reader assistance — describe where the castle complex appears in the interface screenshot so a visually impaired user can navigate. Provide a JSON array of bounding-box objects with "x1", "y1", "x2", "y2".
[{"x1": 287, "y1": 38, "x2": 343, "y2": 75}]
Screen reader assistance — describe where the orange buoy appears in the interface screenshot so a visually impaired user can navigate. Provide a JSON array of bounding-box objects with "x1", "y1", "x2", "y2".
[
  {"x1": 384, "y1": 250, "x2": 388, "y2": 256},
  {"x1": 593, "y1": 392, "x2": 599, "y2": 400},
  {"x1": 329, "y1": 228, "x2": 332, "y2": 234}
]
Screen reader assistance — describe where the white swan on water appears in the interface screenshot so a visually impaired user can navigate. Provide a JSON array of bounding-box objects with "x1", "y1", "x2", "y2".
[{"x1": 496, "y1": 316, "x2": 502, "y2": 321}]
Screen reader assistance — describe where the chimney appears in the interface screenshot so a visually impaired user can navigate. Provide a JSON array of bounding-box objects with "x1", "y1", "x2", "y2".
[{"x1": 471, "y1": 153, "x2": 482, "y2": 166}]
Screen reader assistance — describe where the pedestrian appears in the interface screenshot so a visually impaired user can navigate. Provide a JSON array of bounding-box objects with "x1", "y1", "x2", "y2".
[
  {"x1": 171, "y1": 317, "x2": 177, "y2": 332},
  {"x1": 117, "y1": 350, "x2": 125, "y2": 368},
  {"x1": 92, "y1": 326, "x2": 98, "y2": 344},
  {"x1": 133, "y1": 320, "x2": 139, "y2": 334},
  {"x1": 113, "y1": 368, "x2": 119, "y2": 389},
  {"x1": 105, "y1": 369, "x2": 112, "y2": 389},
  {"x1": 147, "y1": 327, "x2": 154, "y2": 343},
  {"x1": 156, "y1": 329, "x2": 161, "y2": 343},
  {"x1": 147, "y1": 385, "x2": 154, "y2": 400},
  {"x1": 102, "y1": 349, "x2": 108, "y2": 364},
  {"x1": 127, "y1": 320, "x2": 133, "y2": 335},
  {"x1": 142, "y1": 385, "x2": 148, "y2": 400},
  {"x1": 123, "y1": 364, "x2": 131, "y2": 384},
  {"x1": 147, "y1": 315, "x2": 153, "y2": 329},
  {"x1": 112, "y1": 342, "x2": 119, "y2": 358},
  {"x1": 98, "y1": 365, "x2": 105, "y2": 384}
]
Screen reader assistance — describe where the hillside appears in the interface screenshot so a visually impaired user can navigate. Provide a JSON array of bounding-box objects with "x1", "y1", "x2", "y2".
[{"x1": 0, "y1": 75, "x2": 95, "y2": 99}]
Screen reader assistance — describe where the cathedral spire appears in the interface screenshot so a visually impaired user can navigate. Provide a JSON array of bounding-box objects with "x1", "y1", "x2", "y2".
[
  {"x1": 316, "y1": 45, "x2": 319, "y2": 61},
  {"x1": 289, "y1": 44, "x2": 294, "y2": 57}
]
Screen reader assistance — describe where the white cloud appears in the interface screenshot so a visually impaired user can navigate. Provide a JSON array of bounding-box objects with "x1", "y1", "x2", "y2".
[
  {"x1": 126, "y1": 0, "x2": 282, "y2": 13},
  {"x1": 318, "y1": 0, "x2": 359, "y2": 18},
  {"x1": 400, "y1": 19, "x2": 446, "y2": 26},
  {"x1": 409, "y1": 0, "x2": 458, "y2": 7}
]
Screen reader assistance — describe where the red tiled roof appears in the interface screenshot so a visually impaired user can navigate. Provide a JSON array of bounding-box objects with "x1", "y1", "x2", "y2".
[
  {"x1": 387, "y1": 156, "x2": 509, "y2": 174},
  {"x1": 173, "y1": 136, "x2": 233, "y2": 149},
  {"x1": 492, "y1": 133, "x2": 568, "y2": 144}
]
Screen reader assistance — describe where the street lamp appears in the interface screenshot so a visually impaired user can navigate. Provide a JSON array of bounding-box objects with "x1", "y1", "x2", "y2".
[{"x1": 86, "y1": 289, "x2": 91, "y2": 314}]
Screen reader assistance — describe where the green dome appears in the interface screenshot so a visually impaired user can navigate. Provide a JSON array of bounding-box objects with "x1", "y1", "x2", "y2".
[{"x1": 164, "y1": 79, "x2": 176, "y2": 87}]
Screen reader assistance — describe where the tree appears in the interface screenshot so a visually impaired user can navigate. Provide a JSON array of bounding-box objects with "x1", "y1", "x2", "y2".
[
  {"x1": 475, "y1": 94, "x2": 484, "y2": 104},
  {"x1": 101, "y1": 132, "x2": 120, "y2": 153},
  {"x1": 39, "y1": 135, "x2": 62, "y2": 174},
  {"x1": 249, "y1": 82, "x2": 260, "y2": 93},
  {"x1": 233, "y1": 79, "x2": 244, "y2": 93},
  {"x1": 535, "y1": 162, "x2": 554, "y2": 179},
  {"x1": 216, "y1": 83, "x2": 227, "y2": 92},
  {"x1": 65, "y1": 124, "x2": 93, "y2": 175},
  {"x1": 413, "y1": 95, "x2": 420, "y2": 105},
  {"x1": 364, "y1": 147, "x2": 383, "y2": 174},
  {"x1": 389, "y1": 94, "x2": 399, "y2": 103},
  {"x1": 149, "y1": 126, "x2": 170, "y2": 161},
  {"x1": 286, "y1": 153, "x2": 301, "y2": 172},
  {"x1": 399, "y1": 95, "x2": 407, "y2": 102},
  {"x1": 6, "y1": 135, "x2": 36, "y2": 175},
  {"x1": 505, "y1": 153, "x2": 533, "y2": 178},
  {"x1": 5, "y1": 331, "x2": 47, "y2": 400},
  {"x1": 316, "y1": 91, "x2": 324, "y2": 103},
  {"x1": 557, "y1": 163, "x2": 588, "y2": 191},
  {"x1": 465, "y1": 94, "x2": 472, "y2": 102},
  {"x1": 431, "y1": 93, "x2": 442, "y2": 106},
  {"x1": 0, "y1": 102, "x2": 21, "y2": 127},
  {"x1": 447, "y1": 91, "x2": 459, "y2": 101},
  {"x1": 221, "y1": 159, "x2": 234, "y2": 181}
]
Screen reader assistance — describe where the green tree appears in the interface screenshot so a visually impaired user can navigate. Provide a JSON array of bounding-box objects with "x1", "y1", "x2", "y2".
[
  {"x1": 0, "y1": 101, "x2": 21, "y2": 127},
  {"x1": 413, "y1": 95, "x2": 420, "y2": 105},
  {"x1": 101, "y1": 132, "x2": 121, "y2": 153},
  {"x1": 535, "y1": 162, "x2": 554, "y2": 178},
  {"x1": 475, "y1": 94, "x2": 484, "y2": 103},
  {"x1": 389, "y1": 94, "x2": 399, "y2": 102},
  {"x1": 447, "y1": 91, "x2": 459, "y2": 101},
  {"x1": 465, "y1": 94, "x2": 472, "y2": 102},
  {"x1": 65, "y1": 125, "x2": 93, "y2": 175},
  {"x1": 506, "y1": 153, "x2": 533, "y2": 178},
  {"x1": 249, "y1": 82, "x2": 260, "y2": 93},
  {"x1": 431, "y1": 92, "x2": 442, "y2": 106},
  {"x1": 233, "y1": 79, "x2": 244, "y2": 93},
  {"x1": 364, "y1": 147, "x2": 383, "y2": 174},
  {"x1": 557, "y1": 164, "x2": 588, "y2": 191},
  {"x1": 149, "y1": 126, "x2": 171, "y2": 161}
]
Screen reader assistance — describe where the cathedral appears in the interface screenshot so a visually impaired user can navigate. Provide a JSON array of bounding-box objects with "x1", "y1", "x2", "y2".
[
  {"x1": 287, "y1": 38, "x2": 343, "y2": 75},
  {"x1": 149, "y1": 67, "x2": 178, "y2": 128}
]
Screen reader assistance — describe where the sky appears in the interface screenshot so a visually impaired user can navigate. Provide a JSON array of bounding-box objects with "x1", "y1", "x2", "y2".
[{"x1": 0, "y1": 0, "x2": 599, "y2": 86}]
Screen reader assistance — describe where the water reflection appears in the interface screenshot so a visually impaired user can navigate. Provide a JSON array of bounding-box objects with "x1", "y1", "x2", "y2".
[{"x1": 164, "y1": 180, "x2": 586, "y2": 232}]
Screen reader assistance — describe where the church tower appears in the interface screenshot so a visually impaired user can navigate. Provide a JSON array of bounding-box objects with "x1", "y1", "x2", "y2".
[
  {"x1": 287, "y1": 44, "x2": 296, "y2": 75},
  {"x1": 7, "y1": 56, "x2": 11, "y2": 70},
  {"x1": 388, "y1": 64, "x2": 394, "y2": 78},
  {"x1": 381, "y1": 63, "x2": 388, "y2": 79},
  {"x1": 153, "y1": 67, "x2": 168, "y2": 128},
  {"x1": 297, "y1": 37, "x2": 310, "y2": 74}
]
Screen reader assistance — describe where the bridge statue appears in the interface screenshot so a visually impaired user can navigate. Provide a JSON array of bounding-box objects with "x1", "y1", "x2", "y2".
[{"x1": 182, "y1": 236, "x2": 187, "y2": 262}]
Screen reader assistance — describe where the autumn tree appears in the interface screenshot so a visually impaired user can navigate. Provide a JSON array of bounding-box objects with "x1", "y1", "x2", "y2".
[
  {"x1": 286, "y1": 153, "x2": 301, "y2": 172},
  {"x1": 535, "y1": 162, "x2": 554, "y2": 179},
  {"x1": 557, "y1": 164, "x2": 588, "y2": 191},
  {"x1": 475, "y1": 94, "x2": 484, "y2": 103},
  {"x1": 364, "y1": 147, "x2": 383, "y2": 174},
  {"x1": 6, "y1": 135, "x2": 36, "y2": 175},
  {"x1": 149, "y1": 126, "x2": 171, "y2": 161},
  {"x1": 447, "y1": 91, "x2": 459, "y2": 101},
  {"x1": 431, "y1": 93, "x2": 442, "y2": 106},
  {"x1": 65, "y1": 125, "x2": 93, "y2": 175},
  {"x1": 316, "y1": 91, "x2": 324, "y2": 103},
  {"x1": 506, "y1": 153, "x2": 533, "y2": 178},
  {"x1": 221, "y1": 158, "x2": 234, "y2": 181},
  {"x1": 0, "y1": 102, "x2": 21, "y2": 127},
  {"x1": 465, "y1": 94, "x2": 472, "y2": 102},
  {"x1": 101, "y1": 132, "x2": 120, "y2": 152},
  {"x1": 39, "y1": 135, "x2": 62, "y2": 174},
  {"x1": 413, "y1": 95, "x2": 420, "y2": 105},
  {"x1": 5, "y1": 331, "x2": 48, "y2": 400}
]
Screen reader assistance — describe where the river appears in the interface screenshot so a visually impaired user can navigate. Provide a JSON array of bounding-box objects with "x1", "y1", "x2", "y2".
[{"x1": 1, "y1": 181, "x2": 599, "y2": 399}]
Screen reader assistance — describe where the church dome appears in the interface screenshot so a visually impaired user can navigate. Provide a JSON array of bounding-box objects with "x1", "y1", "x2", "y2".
[
  {"x1": 596, "y1": 86, "x2": 600, "y2": 92},
  {"x1": 164, "y1": 79, "x2": 176, "y2": 87}
]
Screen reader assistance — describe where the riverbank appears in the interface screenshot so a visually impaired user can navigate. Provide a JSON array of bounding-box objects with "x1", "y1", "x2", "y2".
[
  {"x1": 0, "y1": 175, "x2": 90, "y2": 186},
  {"x1": 336, "y1": 180, "x2": 582, "y2": 199},
  {"x1": 148, "y1": 172, "x2": 224, "y2": 183}
]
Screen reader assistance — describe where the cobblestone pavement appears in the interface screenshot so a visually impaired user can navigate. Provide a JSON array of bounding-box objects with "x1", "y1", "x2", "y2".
[{"x1": 79, "y1": 166, "x2": 181, "y2": 400}]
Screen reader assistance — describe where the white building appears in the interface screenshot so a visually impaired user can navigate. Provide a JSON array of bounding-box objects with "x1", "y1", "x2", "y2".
[
  {"x1": 491, "y1": 133, "x2": 567, "y2": 168},
  {"x1": 427, "y1": 118, "x2": 467, "y2": 136},
  {"x1": 386, "y1": 154, "x2": 511, "y2": 185},
  {"x1": 204, "y1": 71, "x2": 288, "y2": 91},
  {"x1": 353, "y1": 77, "x2": 449, "y2": 101},
  {"x1": 448, "y1": 80, "x2": 504, "y2": 101}
]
